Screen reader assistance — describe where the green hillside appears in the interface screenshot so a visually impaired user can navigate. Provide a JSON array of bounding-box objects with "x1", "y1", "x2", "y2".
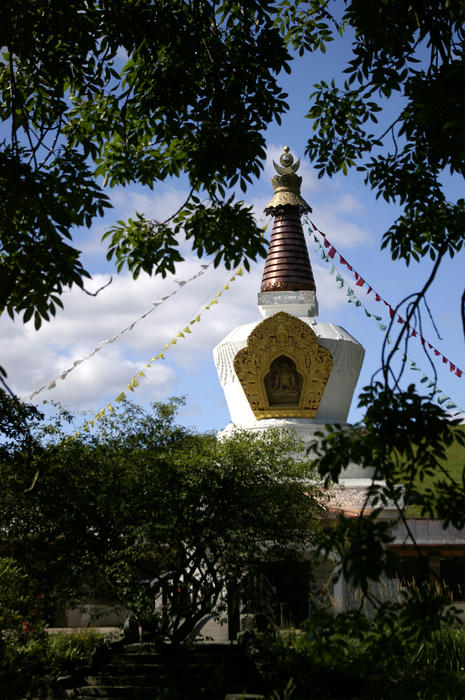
[{"x1": 405, "y1": 427, "x2": 465, "y2": 518}]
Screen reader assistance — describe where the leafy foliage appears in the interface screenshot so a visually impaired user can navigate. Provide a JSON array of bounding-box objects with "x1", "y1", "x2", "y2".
[
  {"x1": 255, "y1": 594, "x2": 465, "y2": 699},
  {"x1": 0, "y1": 394, "x2": 322, "y2": 645},
  {"x1": 0, "y1": 0, "x2": 293, "y2": 326},
  {"x1": 0, "y1": 389, "x2": 42, "y2": 459},
  {"x1": 0, "y1": 557, "x2": 34, "y2": 632},
  {"x1": 305, "y1": 1, "x2": 465, "y2": 268},
  {"x1": 312, "y1": 383, "x2": 465, "y2": 597},
  {"x1": 4, "y1": 1, "x2": 462, "y2": 331},
  {"x1": 0, "y1": 631, "x2": 103, "y2": 700}
]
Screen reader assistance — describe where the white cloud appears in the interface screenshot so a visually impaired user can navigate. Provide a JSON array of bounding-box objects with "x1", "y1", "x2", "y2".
[
  {"x1": 110, "y1": 186, "x2": 190, "y2": 222},
  {"x1": 2, "y1": 243, "x2": 348, "y2": 416},
  {"x1": 40, "y1": 347, "x2": 176, "y2": 411},
  {"x1": 333, "y1": 193, "x2": 365, "y2": 215},
  {"x1": 311, "y1": 203, "x2": 371, "y2": 248}
]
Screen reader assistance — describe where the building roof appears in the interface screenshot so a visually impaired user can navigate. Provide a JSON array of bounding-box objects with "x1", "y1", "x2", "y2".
[{"x1": 390, "y1": 519, "x2": 465, "y2": 548}]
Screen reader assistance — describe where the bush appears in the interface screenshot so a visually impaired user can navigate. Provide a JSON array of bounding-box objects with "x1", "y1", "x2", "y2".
[
  {"x1": 413, "y1": 626, "x2": 465, "y2": 672},
  {"x1": 252, "y1": 612, "x2": 465, "y2": 700},
  {"x1": 0, "y1": 630, "x2": 103, "y2": 700}
]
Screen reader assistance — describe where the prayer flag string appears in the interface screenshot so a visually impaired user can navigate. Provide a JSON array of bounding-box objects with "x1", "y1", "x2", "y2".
[
  {"x1": 75, "y1": 267, "x2": 244, "y2": 436},
  {"x1": 312, "y1": 237, "x2": 464, "y2": 416},
  {"x1": 24, "y1": 263, "x2": 212, "y2": 401},
  {"x1": 307, "y1": 219, "x2": 463, "y2": 379}
]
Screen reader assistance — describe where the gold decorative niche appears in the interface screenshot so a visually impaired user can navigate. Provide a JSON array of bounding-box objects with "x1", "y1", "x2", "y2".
[{"x1": 233, "y1": 311, "x2": 333, "y2": 419}]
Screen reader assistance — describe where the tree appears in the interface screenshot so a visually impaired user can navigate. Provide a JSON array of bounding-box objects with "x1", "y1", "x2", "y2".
[
  {"x1": 2, "y1": 0, "x2": 465, "y2": 648},
  {"x1": 296, "y1": 1, "x2": 465, "y2": 606},
  {"x1": 0, "y1": 0, "x2": 295, "y2": 328},
  {"x1": 303, "y1": 0, "x2": 465, "y2": 328},
  {"x1": 0, "y1": 394, "x2": 323, "y2": 645},
  {"x1": 1, "y1": 1, "x2": 464, "y2": 331}
]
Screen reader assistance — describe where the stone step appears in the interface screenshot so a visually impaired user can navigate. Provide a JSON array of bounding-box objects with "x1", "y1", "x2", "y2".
[
  {"x1": 98, "y1": 667, "x2": 251, "y2": 681},
  {"x1": 75, "y1": 687, "x2": 158, "y2": 699},
  {"x1": 76, "y1": 684, "x2": 259, "y2": 700},
  {"x1": 70, "y1": 643, "x2": 266, "y2": 700},
  {"x1": 84, "y1": 675, "x2": 150, "y2": 686},
  {"x1": 113, "y1": 651, "x2": 246, "y2": 662},
  {"x1": 103, "y1": 660, "x2": 253, "y2": 671}
]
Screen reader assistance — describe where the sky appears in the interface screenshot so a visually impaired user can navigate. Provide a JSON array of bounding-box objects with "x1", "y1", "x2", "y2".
[{"x1": 2, "y1": 29, "x2": 464, "y2": 435}]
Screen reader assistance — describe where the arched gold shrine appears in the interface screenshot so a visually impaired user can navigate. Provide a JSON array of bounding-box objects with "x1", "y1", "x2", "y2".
[{"x1": 233, "y1": 311, "x2": 333, "y2": 419}]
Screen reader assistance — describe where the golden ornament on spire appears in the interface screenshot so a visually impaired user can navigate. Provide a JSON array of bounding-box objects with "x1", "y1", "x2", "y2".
[{"x1": 265, "y1": 146, "x2": 312, "y2": 214}]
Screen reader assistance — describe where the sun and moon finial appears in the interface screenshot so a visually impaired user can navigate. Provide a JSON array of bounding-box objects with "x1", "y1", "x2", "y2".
[
  {"x1": 273, "y1": 145, "x2": 301, "y2": 175},
  {"x1": 265, "y1": 145, "x2": 311, "y2": 215}
]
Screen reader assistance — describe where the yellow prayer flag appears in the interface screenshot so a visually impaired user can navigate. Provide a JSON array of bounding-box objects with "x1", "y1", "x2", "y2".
[
  {"x1": 177, "y1": 332, "x2": 185, "y2": 339},
  {"x1": 224, "y1": 283, "x2": 229, "y2": 290},
  {"x1": 236, "y1": 267, "x2": 243, "y2": 276},
  {"x1": 116, "y1": 392, "x2": 126, "y2": 402},
  {"x1": 108, "y1": 404, "x2": 114, "y2": 413},
  {"x1": 183, "y1": 327, "x2": 191, "y2": 334}
]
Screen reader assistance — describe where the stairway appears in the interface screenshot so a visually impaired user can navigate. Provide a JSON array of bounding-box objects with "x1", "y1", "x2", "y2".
[{"x1": 63, "y1": 643, "x2": 266, "y2": 700}]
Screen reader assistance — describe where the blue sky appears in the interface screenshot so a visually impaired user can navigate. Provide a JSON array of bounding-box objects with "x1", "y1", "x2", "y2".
[{"x1": 2, "y1": 32, "x2": 464, "y2": 434}]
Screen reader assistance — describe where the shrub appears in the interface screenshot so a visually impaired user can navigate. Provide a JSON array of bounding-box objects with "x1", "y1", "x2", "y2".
[{"x1": 0, "y1": 630, "x2": 103, "y2": 700}]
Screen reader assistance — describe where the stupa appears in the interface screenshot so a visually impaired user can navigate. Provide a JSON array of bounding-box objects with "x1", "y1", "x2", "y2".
[
  {"x1": 212, "y1": 148, "x2": 464, "y2": 619},
  {"x1": 214, "y1": 147, "x2": 366, "y2": 468}
]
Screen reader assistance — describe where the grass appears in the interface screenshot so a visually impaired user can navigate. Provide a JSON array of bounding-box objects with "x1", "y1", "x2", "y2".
[{"x1": 405, "y1": 426, "x2": 465, "y2": 518}]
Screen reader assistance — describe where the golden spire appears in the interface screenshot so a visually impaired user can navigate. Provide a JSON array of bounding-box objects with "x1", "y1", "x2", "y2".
[{"x1": 260, "y1": 146, "x2": 315, "y2": 294}]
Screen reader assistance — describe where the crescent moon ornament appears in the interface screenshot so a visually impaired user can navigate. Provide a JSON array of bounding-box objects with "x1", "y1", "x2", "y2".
[
  {"x1": 273, "y1": 147, "x2": 300, "y2": 175},
  {"x1": 273, "y1": 157, "x2": 301, "y2": 175}
]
